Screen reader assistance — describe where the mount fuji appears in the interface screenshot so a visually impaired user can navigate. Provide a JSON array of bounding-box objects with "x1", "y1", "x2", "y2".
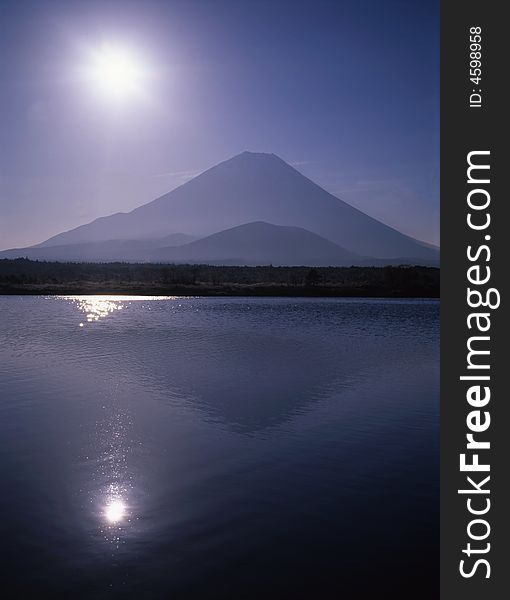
[{"x1": 1, "y1": 152, "x2": 438, "y2": 265}]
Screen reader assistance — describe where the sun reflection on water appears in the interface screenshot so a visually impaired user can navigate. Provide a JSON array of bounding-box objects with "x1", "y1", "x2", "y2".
[
  {"x1": 104, "y1": 498, "x2": 127, "y2": 524},
  {"x1": 95, "y1": 404, "x2": 134, "y2": 547},
  {"x1": 59, "y1": 295, "x2": 177, "y2": 548},
  {"x1": 62, "y1": 295, "x2": 177, "y2": 327},
  {"x1": 74, "y1": 297, "x2": 124, "y2": 324}
]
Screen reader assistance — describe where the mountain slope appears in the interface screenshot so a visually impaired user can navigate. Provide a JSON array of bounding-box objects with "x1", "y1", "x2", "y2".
[
  {"x1": 151, "y1": 221, "x2": 360, "y2": 266},
  {"x1": 32, "y1": 152, "x2": 438, "y2": 261},
  {"x1": 0, "y1": 233, "x2": 196, "y2": 262}
]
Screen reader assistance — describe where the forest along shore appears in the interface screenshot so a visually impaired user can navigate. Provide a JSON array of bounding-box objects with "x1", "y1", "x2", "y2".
[{"x1": 0, "y1": 259, "x2": 439, "y2": 298}]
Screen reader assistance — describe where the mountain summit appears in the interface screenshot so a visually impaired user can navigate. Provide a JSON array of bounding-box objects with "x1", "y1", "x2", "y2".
[{"x1": 3, "y1": 152, "x2": 438, "y2": 264}]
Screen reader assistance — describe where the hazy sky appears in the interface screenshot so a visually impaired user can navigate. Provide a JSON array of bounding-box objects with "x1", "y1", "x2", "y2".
[{"x1": 0, "y1": 0, "x2": 439, "y2": 250}]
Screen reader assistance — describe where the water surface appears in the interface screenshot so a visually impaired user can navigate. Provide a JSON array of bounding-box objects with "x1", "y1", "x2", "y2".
[{"x1": 0, "y1": 296, "x2": 439, "y2": 598}]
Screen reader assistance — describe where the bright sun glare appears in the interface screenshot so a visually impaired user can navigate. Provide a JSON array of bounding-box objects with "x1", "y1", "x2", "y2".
[
  {"x1": 88, "y1": 44, "x2": 145, "y2": 100},
  {"x1": 105, "y1": 499, "x2": 126, "y2": 524}
]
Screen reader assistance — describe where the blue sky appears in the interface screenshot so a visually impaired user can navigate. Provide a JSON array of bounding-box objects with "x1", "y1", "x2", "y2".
[{"x1": 0, "y1": 0, "x2": 439, "y2": 249}]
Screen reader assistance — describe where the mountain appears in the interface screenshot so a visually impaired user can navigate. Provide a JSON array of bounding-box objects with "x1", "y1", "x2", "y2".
[
  {"x1": 2, "y1": 152, "x2": 439, "y2": 263},
  {"x1": 0, "y1": 233, "x2": 196, "y2": 262},
  {"x1": 152, "y1": 221, "x2": 359, "y2": 266}
]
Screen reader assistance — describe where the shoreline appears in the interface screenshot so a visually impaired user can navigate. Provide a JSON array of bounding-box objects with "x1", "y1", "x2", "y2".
[
  {"x1": 0, "y1": 287, "x2": 440, "y2": 300},
  {"x1": 0, "y1": 284, "x2": 439, "y2": 298},
  {"x1": 0, "y1": 260, "x2": 440, "y2": 298}
]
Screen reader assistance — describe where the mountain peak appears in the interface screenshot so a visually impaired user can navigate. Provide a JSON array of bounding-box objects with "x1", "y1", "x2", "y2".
[
  {"x1": 237, "y1": 150, "x2": 278, "y2": 158},
  {"x1": 207, "y1": 151, "x2": 293, "y2": 179},
  {"x1": 227, "y1": 150, "x2": 286, "y2": 165}
]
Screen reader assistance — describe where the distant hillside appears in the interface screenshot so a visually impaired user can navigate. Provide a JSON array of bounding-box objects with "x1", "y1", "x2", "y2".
[
  {"x1": 152, "y1": 221, "x2": 360, "y2": 266},
  {"x1": 2, "y1": 152, "x2": 439, "y2": 263},
  {"x1": 0, "y1": 233, "x2": 196, "y2": 262}
]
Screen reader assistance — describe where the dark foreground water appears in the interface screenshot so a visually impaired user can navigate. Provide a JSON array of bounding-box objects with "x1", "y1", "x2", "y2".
[{"x1": 0, "y1": 296, "x2": 439, "y2": 599}]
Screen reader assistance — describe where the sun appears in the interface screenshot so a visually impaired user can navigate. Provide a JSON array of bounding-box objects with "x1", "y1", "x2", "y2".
[{"x1": 87, "y1": 43, "x2": 145, "y2": 100}]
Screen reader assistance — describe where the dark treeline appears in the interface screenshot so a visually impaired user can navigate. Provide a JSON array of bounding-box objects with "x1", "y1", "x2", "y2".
[{"x1": 0, "y1": 259, "x2": 439, "y2": 297}]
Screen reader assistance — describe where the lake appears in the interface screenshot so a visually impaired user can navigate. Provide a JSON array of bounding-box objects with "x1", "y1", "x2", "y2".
[{"x1": 0, "y1": 296, "x2": 439, "y2": 598}]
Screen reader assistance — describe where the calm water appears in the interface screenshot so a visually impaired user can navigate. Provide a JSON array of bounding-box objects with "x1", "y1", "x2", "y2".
[{"x1": 0, "y1": 296, "x2": 439, "y2": 598}]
